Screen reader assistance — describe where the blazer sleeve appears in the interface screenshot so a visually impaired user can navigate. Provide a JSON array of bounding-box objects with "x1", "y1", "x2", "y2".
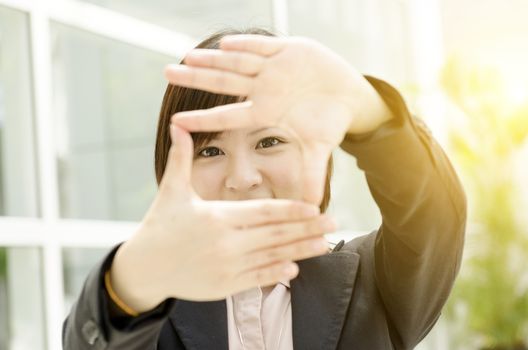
[
  {"x1": 62, "y1": 244, "x2": 177, "y2": 350},
  {"x1": 339, "y1": 76, "x2": 467, "y2": 348}
]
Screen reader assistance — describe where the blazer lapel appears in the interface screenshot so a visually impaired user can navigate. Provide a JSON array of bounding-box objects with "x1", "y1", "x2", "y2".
[
  {"x1": 168, "y1": 250, "x2": 359, "y2": 350},
  {"x1": 169, "y1": 299, "x2": 228, "y2": 350},
  {"x1": 291, "y1": 250, "x2": 361, "y2": 350}
]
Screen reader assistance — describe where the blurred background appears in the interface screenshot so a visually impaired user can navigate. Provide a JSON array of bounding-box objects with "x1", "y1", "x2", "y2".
[{"x1": 0, "y1": 0, "x2": 527, "y2": 349}]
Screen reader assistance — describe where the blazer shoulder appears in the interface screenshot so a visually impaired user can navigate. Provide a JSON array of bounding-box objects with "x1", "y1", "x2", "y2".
[{"x1": 340, "y1": 230, "x2": 377, "y2": 254}]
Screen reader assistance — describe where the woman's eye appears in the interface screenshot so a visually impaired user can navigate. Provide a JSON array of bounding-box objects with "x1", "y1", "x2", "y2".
[
  {"x1": 197, "y1": 147, "x2": 223, "y2": 158},
  {"x1": 257, "y1": 137, "x2": 283, "y2": 149}
]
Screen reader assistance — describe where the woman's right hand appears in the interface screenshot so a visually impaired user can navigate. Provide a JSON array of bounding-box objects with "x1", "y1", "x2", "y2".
[{"x1": 109, "y1": 124, "x2": 336, "y2": 313}]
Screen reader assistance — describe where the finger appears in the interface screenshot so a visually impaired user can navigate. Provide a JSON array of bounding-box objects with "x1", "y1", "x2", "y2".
[
  {"x1": 219, "y1": 34, "x2": 286, "y2": 57},
  {"x1": 184, "y1": 49, "x2": 266, "y2": 76},
  {"x1": 159, "y1": 124, "x2": 194, "y2": 195},
  {"x1": 171, "y1": 101, "x2": 261, "y2": 132},
  {"x1": 204, "y1": 198, "x2": 320, "y2": 227},
  {"x1": 241, "y1": 237, "x2": 329, "y2": 272},
  {"x1": 301, "y1": 146, "x2": 331, "y2": 205},
  {"x1": 238, "y1": 215, "x2": 336, "y2": 252},
  {"x1": 164, "y1": 64, "x2": 253, "y2": 96},
  {"x1": 234, "y1": 261, "x2": 299, "y2": 290}
]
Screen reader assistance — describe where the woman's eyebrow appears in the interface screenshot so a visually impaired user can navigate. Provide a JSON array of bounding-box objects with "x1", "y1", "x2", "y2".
[
  {"x1": 209, "y1": 131, "x2": 226, "y2": 140},
  {"x1": 247, "y1": 127, "x2": 271, "y2": 137},
  {"x1": 248, "y1": 127, "x2": 294, "y2": 140}
]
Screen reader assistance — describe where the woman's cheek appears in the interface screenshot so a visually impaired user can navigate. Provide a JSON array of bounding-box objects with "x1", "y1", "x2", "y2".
[
  {"x1": 266, "y1": 154, "x2": 304, "y2": 199},
  {"x1": 191, "y1": 162, "x2": 224, "y2": 200}
]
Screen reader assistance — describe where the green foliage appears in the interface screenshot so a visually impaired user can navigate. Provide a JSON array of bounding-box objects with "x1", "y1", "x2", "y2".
[
  {"x1": 441, "y1": 57, "x2": 528, "y2": 348},
  {"x1": 0, "y1": 248, "x2": 6, "y2": 279}
]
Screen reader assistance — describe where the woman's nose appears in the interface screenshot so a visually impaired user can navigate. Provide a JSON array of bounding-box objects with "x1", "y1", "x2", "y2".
[{"x1": 224, "y1": 158, "x2": 263, "y2": 192}]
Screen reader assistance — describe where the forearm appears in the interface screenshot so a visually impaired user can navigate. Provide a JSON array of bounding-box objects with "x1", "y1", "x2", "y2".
[
  {"x1": 110, "y1": 238, "x2": 167, "y2": 314},
  {"x1": 341, "y1": 76, "x2": 466, "y2": 252},
  {"x1": 346, "y1": 75, "x2": 394, "y2": 136},
  {"x1": 339, "y1": 76, "x2": 467, "y2": 344}
]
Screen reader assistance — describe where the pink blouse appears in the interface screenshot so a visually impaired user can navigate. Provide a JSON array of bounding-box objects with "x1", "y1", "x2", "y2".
[{"x1": 226, "y1": 279, "x2": 293, "y2": 350}]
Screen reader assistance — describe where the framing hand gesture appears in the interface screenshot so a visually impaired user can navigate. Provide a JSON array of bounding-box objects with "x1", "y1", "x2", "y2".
[{"x1": 110, "y1": 124, "x2": 336, "y2": 312}]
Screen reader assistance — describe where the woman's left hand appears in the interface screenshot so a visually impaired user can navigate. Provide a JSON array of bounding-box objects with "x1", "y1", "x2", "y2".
[{"x1": 165, "y1": 34, "x2": 392, "y2": 205}]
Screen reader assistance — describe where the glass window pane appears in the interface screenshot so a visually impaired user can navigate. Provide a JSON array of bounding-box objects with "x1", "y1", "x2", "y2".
[
  {"x1": 0, "y1": 247, "x2": 46, "y2": 350},
  {"x1": 288, "y1": 0, "x2": 409, "y2": 83},
  {"x1": 79, "y1": 0, "x2": 273, "y2": 37},
  {"x1": 62, "y1": 247, "x2": 107, "y2": 314},
  {"x1": 51, "y1": 23, "x2": 175, "y2": 221},
  {"x1": 326, "y1": 149, "x2": 381, "y2": 233},
  {"x1": 0, "y1": 6, "x2": 38, "y2": 217}
]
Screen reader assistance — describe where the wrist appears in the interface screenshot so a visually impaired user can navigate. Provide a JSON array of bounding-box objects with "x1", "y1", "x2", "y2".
[
  {"x1": 346, "y1": 77, "x2": 394, "y2": 135},
  {"x1": 105, "y1": 269, "x2": 139, "y2": 317},
  {"x1": 110, "y1": 241, "x2": 165, "y2": 313}
]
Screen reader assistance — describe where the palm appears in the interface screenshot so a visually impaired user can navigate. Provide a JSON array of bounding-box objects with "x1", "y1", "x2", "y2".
[{"x1": 256, "y1": 47, "x2": 352, "y2": 145}]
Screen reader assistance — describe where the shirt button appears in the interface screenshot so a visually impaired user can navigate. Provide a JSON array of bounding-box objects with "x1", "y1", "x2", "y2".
[{"x1": 82, "y1": 319, "x2": 100, "y2": 345}]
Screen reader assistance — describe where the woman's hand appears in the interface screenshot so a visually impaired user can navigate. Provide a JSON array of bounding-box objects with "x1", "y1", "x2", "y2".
[
  {"x1": 165, "y1": 34, "x2": 392, "y2": 205},
  {"x1": 110, "y1": 124, "x2": 336, "y2": 313}
]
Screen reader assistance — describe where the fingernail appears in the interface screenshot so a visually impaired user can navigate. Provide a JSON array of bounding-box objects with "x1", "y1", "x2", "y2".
[
  {"x1": 322, "y1": 218, "x2": 337, "y2": 232},
  {"x1": 169, "y1": 124, "x2": 177, "y2": 144},
  {"x1": 164, "y1": 64, "x2": 180, "y2": 76},
  {"x1": 283, "y1": 263, "x2": 298, "y2": 277},
  {"x1": 313, "y1": 239, "x2": 327, "y2": 251},
  {"x1": 165, "y1": 65, "x2": 190, "y2": 79},
  {"x1": 168, "y1": 64, "x2": 186, "y2": 72},
  {"x1": 304, "y1": 205, "x2": 320, "y2": 217},
  {"x1": 221, "y1": 35, "x2": 236, "y2": 44}
]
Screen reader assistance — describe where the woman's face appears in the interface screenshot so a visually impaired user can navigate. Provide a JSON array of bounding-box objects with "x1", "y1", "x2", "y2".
[{"x1": 191, "y1": 127, "x2": 304, "y2": 201}]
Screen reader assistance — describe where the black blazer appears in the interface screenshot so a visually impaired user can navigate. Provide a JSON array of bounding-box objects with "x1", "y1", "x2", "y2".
[{"x1": 63, "y1": 77, "x2": 467, "y2": 350}]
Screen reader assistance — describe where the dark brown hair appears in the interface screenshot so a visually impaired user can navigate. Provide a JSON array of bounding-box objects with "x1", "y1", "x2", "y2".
[{"x1": 154, "y1": 27, "x2": 333, "y2": 212}]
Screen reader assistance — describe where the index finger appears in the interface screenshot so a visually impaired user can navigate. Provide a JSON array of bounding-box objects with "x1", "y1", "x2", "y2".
[
  {"x1": 220, "y1": 34, "x2": 286, "y2": 56},
  {"x1": 206, "y1": 199, "x2": 320, "y2": 227},
  {"x1": 171, "y1": 101, "x2": 260, "y2": 132}
]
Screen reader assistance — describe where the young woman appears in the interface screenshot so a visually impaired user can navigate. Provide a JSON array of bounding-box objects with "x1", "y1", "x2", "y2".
[{"x1": 63, "y1": 28, "x2": 466, "y2": 350}]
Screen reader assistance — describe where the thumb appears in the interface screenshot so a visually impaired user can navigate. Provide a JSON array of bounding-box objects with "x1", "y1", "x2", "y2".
[
  {"x1": 159, "y1": 123, "x2": 194, "y2": 196},
  {"x1": 301, "y1": 145, "x2": 331, "y2": 206}
]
